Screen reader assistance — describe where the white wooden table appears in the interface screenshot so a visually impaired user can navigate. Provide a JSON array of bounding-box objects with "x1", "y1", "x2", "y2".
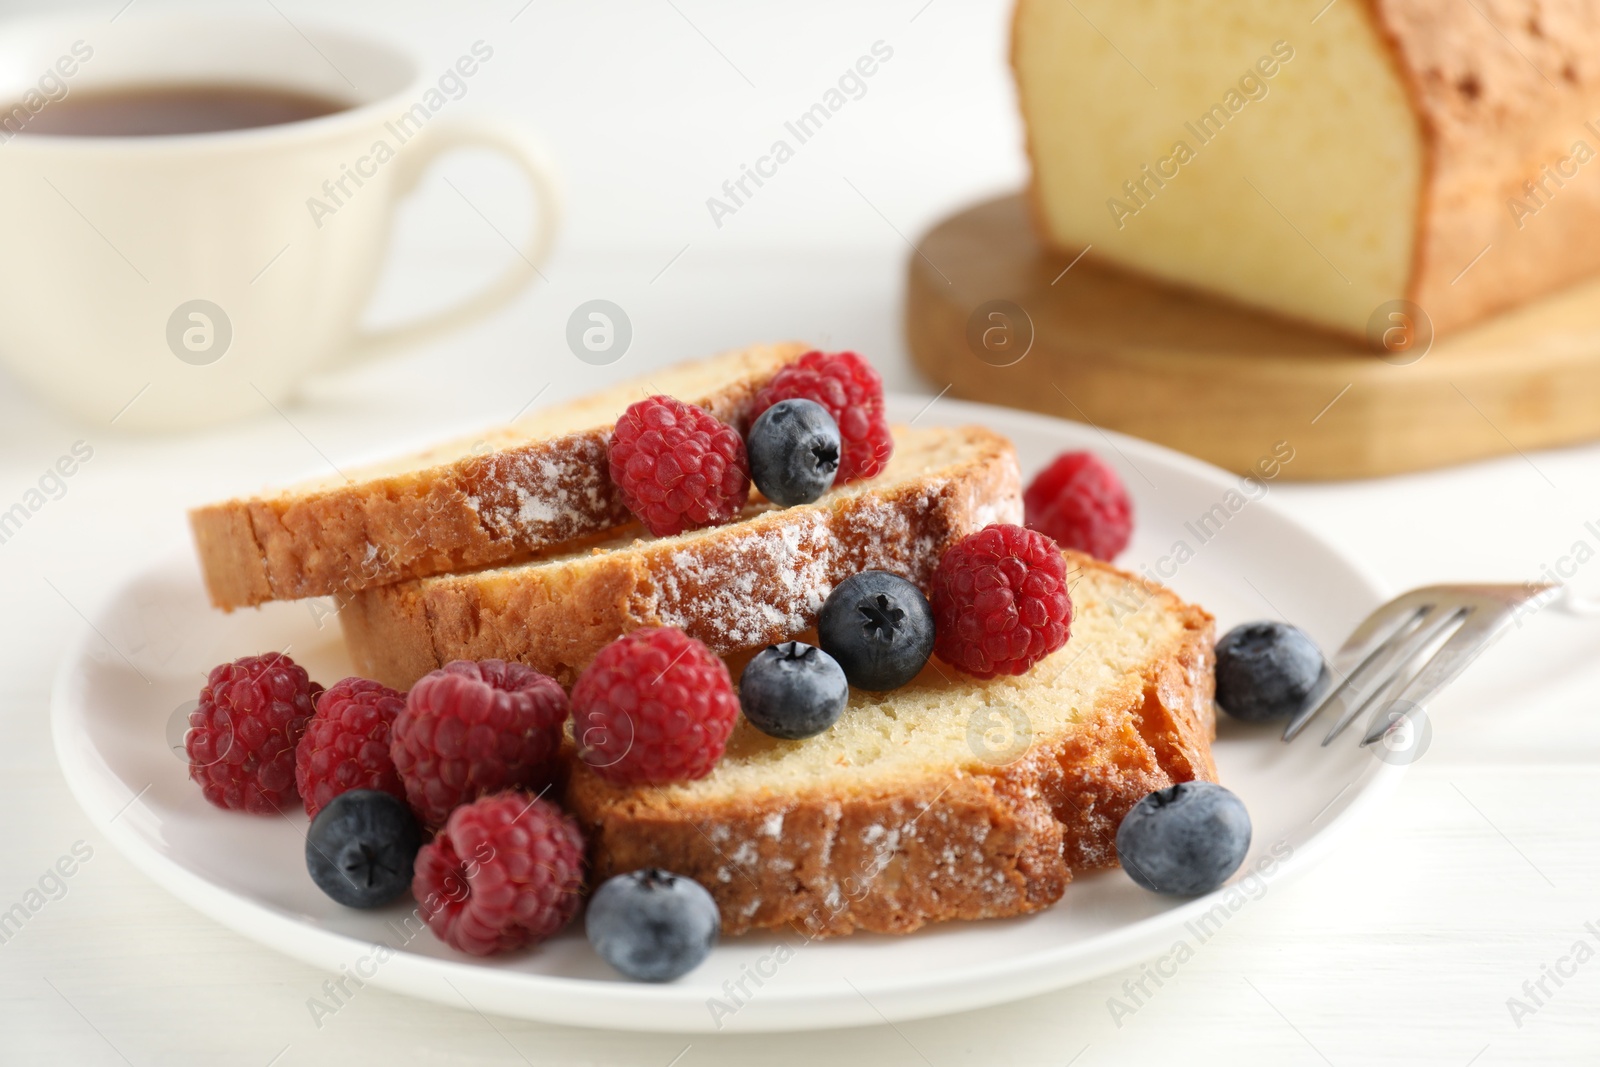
[{"x1": 4, "y1": 1, "x2": 1599, "y2": 1062}]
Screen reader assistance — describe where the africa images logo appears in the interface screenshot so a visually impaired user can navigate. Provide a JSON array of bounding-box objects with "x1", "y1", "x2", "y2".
[
  {"x1": 166, "y1": 300, "x2": 233, "y2": 365},
  {"x1": 705, "y1": 41, "x2": 895, "y2": 228},
  {"x1": 305, "y1": 41, "x2": 495, "y2": 228},
  {"x1": 1105, "y1": 41, "x2": 1294, "y2": 230},
  {"x1": 0, "y1": 39, "x2": 93, "y2": 143}
]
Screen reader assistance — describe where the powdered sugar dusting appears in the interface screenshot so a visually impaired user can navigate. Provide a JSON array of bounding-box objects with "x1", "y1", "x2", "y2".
[
  {"x1": 975, "y1": 495, "x2": 1023, "y2": 529},
  {"x1": 471, "y1": 437, "x2": 629, "y2": 544},
  {"x1": 973, "y1": 451, "x2": 1023, "y2": 527},
  {"x1": 653, "y1": 509, "x2": 836, "y2": 649},
  {"x1": 647, "y1": 446, "x2": 1021, "y2": 651}
]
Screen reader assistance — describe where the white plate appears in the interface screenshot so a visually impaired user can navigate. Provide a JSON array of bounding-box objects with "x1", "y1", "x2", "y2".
[{"x1": 52, "y1": 396, "x2": 1397, "y2": 1033}]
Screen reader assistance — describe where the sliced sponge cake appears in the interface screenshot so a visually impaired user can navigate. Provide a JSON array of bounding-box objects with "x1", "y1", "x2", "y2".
[
  {"x1": 190, "y1": 343, "x2": 807, "y2": 609},
  {"x1": 566, "y1": 551, "x2": 1216, "y2": 937},
  {"x1": 339, "y1": 425, "x2": 1023, "y2": 689}
]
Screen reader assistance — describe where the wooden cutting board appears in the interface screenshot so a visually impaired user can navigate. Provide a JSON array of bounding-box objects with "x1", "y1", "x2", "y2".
[{"x1": 905, "y1": 195, "x2": 1600, "y2": 480}]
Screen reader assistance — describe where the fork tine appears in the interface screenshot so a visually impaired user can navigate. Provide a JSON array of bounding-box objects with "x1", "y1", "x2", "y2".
[
  {"x1": 1320, "y1": 607, "x2": 1467, "y2": 745},
  {"x1": 1282, "y1": 600, "x2": 1430, "y2": 742},
  {"x1": 1277, "y1": 582, "x2": 1554, "y2": 748},
  {"x1": 1357, "y1": 606, "x2": 1516, "y2": 746}
]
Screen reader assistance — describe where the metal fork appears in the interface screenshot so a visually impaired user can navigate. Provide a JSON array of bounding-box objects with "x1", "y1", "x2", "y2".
[{"x1": 1282, "y1": 583, "x2": 1556, "y2": 747}]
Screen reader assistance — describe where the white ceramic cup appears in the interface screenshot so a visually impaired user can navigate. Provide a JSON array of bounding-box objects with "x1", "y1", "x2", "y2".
[{"x1": 0, "y1": 13, "x2": 560, "y2": 430}]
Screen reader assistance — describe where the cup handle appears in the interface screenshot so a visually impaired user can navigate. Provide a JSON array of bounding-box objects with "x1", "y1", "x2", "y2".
[{"x1": 329, "y1": 116, "x2": 562, "y2": 367}]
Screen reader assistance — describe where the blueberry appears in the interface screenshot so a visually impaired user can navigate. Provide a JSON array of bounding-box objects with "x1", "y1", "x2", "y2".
[
  {"x1": 1214, "y1": 621, "x2": 1324, "y2": 723},
  {"x1": 305, "y1": 790, "x2": 422, "y2": 909},
  {"x1": 739, "y1": 641, "x2": 849, "y2": 740},
  {"x1": 586, "y1": 868, "x2": 720, "y2": 981},
  {"x1": 816, "y1": 571, "x2": 935, "y2": 691},
  {"x1": 746, "y1": 398, "x2": 841, "y2": 507},
  {"x1": 1115, "y1": 781, "x2": 1252, "y2": 896}
]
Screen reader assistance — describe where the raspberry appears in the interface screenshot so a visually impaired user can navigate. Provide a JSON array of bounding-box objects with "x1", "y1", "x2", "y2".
[
  {"x1": 930, "y1": 524, "x2": 1073, "y2": 679},
  {"x1": 1024, "y1": 451, "x2": 1133, "y2": 561},
  {"x1": 390, "y1": 660, "x2": 569, "y2": 829},
  {"x1": 412, "y1": 792, "x2": 585, "y2": 956},
  {"x1": 295, "y1": 677, "x2": 407, "y2": 820},
  {"x1": 749, "y1": 350, "x2": 893, "y2": 483},
  {"x1": 570, "y1": 627, "x2": 739, "y2": 784},
  {"x1": 187, "y1": 653, "x2": 323, "y2": 814},
  {"x1": 608, "y1": 395, "x2": 750, "y2": 537}
]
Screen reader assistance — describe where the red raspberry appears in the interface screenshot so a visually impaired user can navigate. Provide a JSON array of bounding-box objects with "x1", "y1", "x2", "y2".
[
  {"x1": 187, "y1": 653, "x2": 323, "y2": 814},
  {"x1": 295, "y1": 677, "x2": 406, "y2": 820},
  {"x1": 390, "y1": 660, "x2": 569, "y2": 829},
  {"x1": 930, "y1": 524, "x2": 1073, "y2": 679},
  {"x1": 1024, "y1": 451, "x2": 1133, "y2": 561},
  {"x1": 412, "y1": 792, "x2": 585, "y2": 956},
  {"x1": 749, "y1": 350, "x2": 893, "y2": 483},
  {"x1": 608, "y1": 395, "x2": 750, "y2": 537},
  {"x1": 570, "y1": 627, "x2": 739, "y2": 784}
]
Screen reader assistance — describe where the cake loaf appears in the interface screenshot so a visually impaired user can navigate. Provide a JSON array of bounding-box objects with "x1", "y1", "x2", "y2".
[{"x1": 1014, "y1": 0, "x2": 1600, "y2": 338}]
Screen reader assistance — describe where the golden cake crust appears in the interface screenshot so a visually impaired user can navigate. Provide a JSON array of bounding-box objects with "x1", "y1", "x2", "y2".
[{"x1": 189, "y1": 343, "x2": 808, "y2": 609}]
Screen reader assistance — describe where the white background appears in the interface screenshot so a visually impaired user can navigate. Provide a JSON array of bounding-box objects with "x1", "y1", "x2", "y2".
[{"x1": 2, "y1": 0, "x2": 1599, "y2": 1064}]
